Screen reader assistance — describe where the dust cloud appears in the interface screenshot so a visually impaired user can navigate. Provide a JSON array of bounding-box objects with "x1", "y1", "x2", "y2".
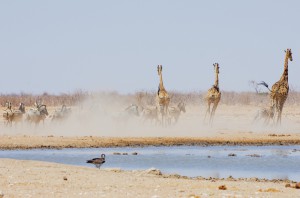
[{"x1": 1, "y1": 94, "x2": 300, "y2": 137}]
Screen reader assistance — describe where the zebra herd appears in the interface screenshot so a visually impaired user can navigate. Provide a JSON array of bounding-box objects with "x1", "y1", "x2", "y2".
[
  {"x1": 132, "y1": 102, "x2": 186, "y2": 125},
  {"x1": 2, "y1": 101, "x2": 71, "y2": 127},
  {"x1": 2, "y1": 100, "x2": 186, "y2": 127},
  {"x1": 2, "y1": 101, "x2": 49, "y2": 126}
]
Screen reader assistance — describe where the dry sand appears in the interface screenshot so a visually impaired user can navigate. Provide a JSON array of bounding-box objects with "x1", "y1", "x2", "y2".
[{"x1": 0, "y1": 158, "x2": 299, "y2": 198}]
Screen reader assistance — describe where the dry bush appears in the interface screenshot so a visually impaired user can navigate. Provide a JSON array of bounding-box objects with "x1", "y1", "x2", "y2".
[
  {"x1": 1, "y1": 90, "x2": 300, "y2": 108},
  {"x1": 0, "y1": 90, "x2": 87, "y2": 108}
]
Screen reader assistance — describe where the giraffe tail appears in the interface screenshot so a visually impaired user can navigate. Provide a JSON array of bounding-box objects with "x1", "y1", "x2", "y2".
[{"x1": 258, "y1": 81, "x2": 272, "y2": 92}]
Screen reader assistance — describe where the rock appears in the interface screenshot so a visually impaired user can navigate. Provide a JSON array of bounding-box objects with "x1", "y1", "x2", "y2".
[
  {"x1": 285, "y1": 183, "x2": 291, "y2": 188},
  {"x1": 105, "y1": 168, "x2": 122, "y2": 172},
  {"x1": 246, "y1": 154, "x2": 262, "y2": 157},
  {"x1": 207, "y1": 155, "x2": 211, "y2": 158},
  {"x1": 145, "y1": 168, "x2": 162, "y2": 175},
  {"x1": 0, "y1": 191, "x2": 3, "y2": 198},
  {"x1": 218, "y1": 185, "x2": 227, "y2": 190},
  {"x1": 188, "y1": 195, "x2": 200, "y2": 198},
  {"x1": 295, "y1": 182, "x2": 300, "y2": 189},
  {"x1": 122, "y1": 153, "x2": 128, "y2": 155},
  {"x1": 228, "y1": 153, "x2": 236, "y2": 157},
  {"x1": 63, "y1": 176, "x2": 68, "y2": 181},
  {"x1": 113, "y1": 152, "x2": 121, "y2": 155},
  {"x1": 132, "y1": 152, "x2": 138, "y2": 155}
]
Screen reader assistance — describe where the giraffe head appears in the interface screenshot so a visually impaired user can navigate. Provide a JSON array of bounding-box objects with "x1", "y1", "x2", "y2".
[
  {"x1": 285, "y1": 49, "x2": 293, "y2": 61},
  {"x1": 157, "y1": 65, "x2": 162, "y2": 75},
  {"x1": 213, "y1": 63, "x2": 220, "y2": 74}
]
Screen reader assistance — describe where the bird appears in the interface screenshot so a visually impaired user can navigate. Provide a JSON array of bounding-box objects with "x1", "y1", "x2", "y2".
[{"x1": 86, "y1": 154, "x2": 106, "y2": 168}]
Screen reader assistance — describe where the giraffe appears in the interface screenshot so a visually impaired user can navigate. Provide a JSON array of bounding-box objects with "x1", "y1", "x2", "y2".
[
  {"x1": 204, "y1": 63, "x2": 221, "y2": 125},
  {"x1": 156, "y1": 65, "x2": 170, "y2": 126},
  {"x1": 270, "y1": 49, "x2": 293, "y2": 125}
]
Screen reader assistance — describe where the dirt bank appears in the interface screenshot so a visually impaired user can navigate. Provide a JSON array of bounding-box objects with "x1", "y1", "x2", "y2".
[{"x1": 0, "y1": 132, "x2": 300, "y2": 150}]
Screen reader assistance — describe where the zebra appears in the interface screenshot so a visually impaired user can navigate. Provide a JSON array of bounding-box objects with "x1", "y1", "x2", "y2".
[
  {"x1": 3, "y1": 102, "x2": 26, "y2": 126},
  {"x1": 168, "y1": 102, "x2": 186, "y2": 124},
  {"x1": 26, "y1": 104, "x2": 49, "y2": 125},
  {"x1": 253, "y1": 104, "x2": 275, "y2": 125},
  {"x1": 51, "y1": 105, "x2": 72, "y2": 122},
  {"x1": 141, "y1": 106, "x2": 159, "y2": 125},
  {"x1": 2, "y1": 101, "x2": 13, "y2": 126},
  {"x1": 112, "y1": 104, "x2": 140, "y2": 124}
]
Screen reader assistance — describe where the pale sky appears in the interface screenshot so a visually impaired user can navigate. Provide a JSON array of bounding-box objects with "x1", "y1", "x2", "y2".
[{"x1": 0, "y1": 1, "x2": 299, "y2": 94}]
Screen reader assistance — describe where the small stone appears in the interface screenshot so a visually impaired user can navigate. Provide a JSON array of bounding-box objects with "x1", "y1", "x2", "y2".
[
  {"x1": 63, "y1": 176, "x2": 68, "y2": 181},
  {"x1": 113, "y1": 152, "x2": 121, "y2": 155},
  {"x1": 122, "y1": 153, "x2": 128, "y2": 155},
  {"x1": 188, "y1": 195, "x2": 200, "y2": 198},
  {"x1": 132, "y1": 152, "x2": 138, "y2": 155},
  {"x1": 0, "y1": 191, "x2": 4, "y2": 198},
  {"x1": 145, "y1": 168, "x2": 162, "y2": 175},
  {"x1": 218, "y1": 185, "x2": 227, "y2": 190},
  {"x1": 228, "y1": 153, "x2": 236, "y2": 157},
  {"x1": 246, "y1": 154, "x2": 262, "y2": 157},
  {"x1": 285, "y1": 183, "x2": 291, "y2": 188},
  {"x1": 295, "y1": 182, "x2": 300, "y2": 189}
]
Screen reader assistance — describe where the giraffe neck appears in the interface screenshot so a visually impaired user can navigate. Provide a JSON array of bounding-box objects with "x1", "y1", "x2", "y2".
[
  {"x1": 279, "y1": 51, "x2": 289, "y2": 82},
  {"x1": 159, "y1": 73, "x2": 165, "y2": 90},
  {"x1": 214, "y1": 70, "x2": 219, "y2": 88}
]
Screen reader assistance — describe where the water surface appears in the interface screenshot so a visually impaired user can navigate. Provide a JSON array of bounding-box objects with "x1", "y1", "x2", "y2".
[{"x1": 1, "y1": 145, "x2": 300, "y2": 181}]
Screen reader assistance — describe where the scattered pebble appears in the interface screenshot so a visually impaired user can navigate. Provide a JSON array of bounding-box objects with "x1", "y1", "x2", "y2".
[
  {"x1": 258, "y1": 188, "x2": 280, "y2": 192},
  {"x1": 106, "y1": 168, "x2": 122, "y2": 172},
  {"x1": 285, "y1": 183, "x2": 291, "y2": 188},
  {"x1": 228, "y1": 153, "x2": 236, "y2": 157},
  {"x1": 268, "y1": 134, "x2": 291, "y2": 137},
  {"x1": 188, "y1": 194, "x2": 200, "y2": 198},
  {"x1": 63, "y1": 176, "x2": 68, "y2": 181},
  {"x1": 246, "y1": 154, "x2": 262, "y2": 157},
  {"x1": 145, "y1": 168, "x2": 162, "y2": 176},
  {"x1": 218, "y1": 185, "x2": 227, "y2": 190}
]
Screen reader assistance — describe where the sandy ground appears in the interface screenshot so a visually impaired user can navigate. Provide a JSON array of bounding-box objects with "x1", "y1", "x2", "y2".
[{"x1": 0, "y1": 158, "x2": 299, "y2": 198}]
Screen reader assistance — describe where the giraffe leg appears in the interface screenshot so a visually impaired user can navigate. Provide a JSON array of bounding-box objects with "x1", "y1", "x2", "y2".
[
  {"x1": 204, "y1": 102, "x2": 211, "y2": 123},
  {"x1": 165, "y1": 103, "x2": 170, "y2": 126},
  {"x1": 209, "y1": 102, "x2": 219, "y2": 125},
  {"x1": 277, "y1": 103, "x2": 284, "y2": 125}
]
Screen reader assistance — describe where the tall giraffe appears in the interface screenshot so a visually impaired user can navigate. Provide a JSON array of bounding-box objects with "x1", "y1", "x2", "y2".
[
  {"x1": 156, "y1": 65, "x2": 170, "y2": 126},
  {"x1": 204, "y1": 63, "x2": 221, "y2": 125},
  {"x1": 270, "y1": 49, "x2": 293, "y2": 124}
]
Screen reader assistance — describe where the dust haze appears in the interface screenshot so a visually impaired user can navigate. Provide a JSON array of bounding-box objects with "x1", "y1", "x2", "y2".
[{"x1": 1, "y1": 93, "x2": 300, "y2": 137}]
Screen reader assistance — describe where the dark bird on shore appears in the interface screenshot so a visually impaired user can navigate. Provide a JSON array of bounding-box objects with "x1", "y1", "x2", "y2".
[{"x1": 86, "y1": 154, "x2": 105, "y2": 168}]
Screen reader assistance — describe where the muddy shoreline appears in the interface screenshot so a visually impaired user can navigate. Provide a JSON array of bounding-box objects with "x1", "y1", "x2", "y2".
[{"x1": 1, "y1": 133, "x2": 300, "y2": 150}]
